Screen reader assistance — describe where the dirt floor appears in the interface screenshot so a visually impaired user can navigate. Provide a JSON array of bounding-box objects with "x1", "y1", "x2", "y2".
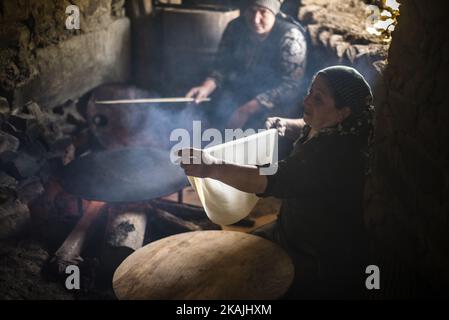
[
  {"x1": 0, "y1": 186, "x2": 281, "y2": 300},
  {"x1": 0, "y1": 238, "x2": 75, "y2": 300}
]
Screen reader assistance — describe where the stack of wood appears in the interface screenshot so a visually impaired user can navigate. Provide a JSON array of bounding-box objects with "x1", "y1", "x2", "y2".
[
  {"x1": 0, "y1": 96, "x2": 86, "y2": 240},
  {"x1": 30, "y1": 183, "x2": 222, "y2": 279},
  {"x1": 0, "y1": 94, "x2": 225, "y2": 286}
]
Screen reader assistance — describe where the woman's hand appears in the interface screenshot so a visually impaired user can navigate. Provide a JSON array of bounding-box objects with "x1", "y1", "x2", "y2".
[
  {"x1": 227, "y1": 99, "x2": 262, "y2": 129},
  {"x1": 176, "y1": 148, "x2": 267, "y2": 194},
  {"x1": 265, "y1": 117, "x2": 288, "y2": 136},
  {"x1": 186, "y1": 78, "x2": 217, "y2": 104},
  {"x1": 265, "y1": 117, "x2": 305, "y2": 140},
  {"x1": 177, "y1": 148, "x2": 220, "y2": 178}
]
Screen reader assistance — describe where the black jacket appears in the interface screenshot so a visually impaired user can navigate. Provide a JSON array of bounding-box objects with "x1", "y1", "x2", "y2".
[{"x1": 258, "y1": 129, "x2": 369, "y2": 297}]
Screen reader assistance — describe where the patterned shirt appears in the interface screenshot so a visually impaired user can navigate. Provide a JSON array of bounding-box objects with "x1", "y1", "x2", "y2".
[{"x1": 208, "y1": 15, "x2": 307, "y2": 110}]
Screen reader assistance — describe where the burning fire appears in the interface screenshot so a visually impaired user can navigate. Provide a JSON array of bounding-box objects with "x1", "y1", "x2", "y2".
[
  {"x1": 83, "y1": 200, "x2": 107, "y2": 215},
  {"x1": 365, "y1": 0, "x2": 400, "y2": 41}
]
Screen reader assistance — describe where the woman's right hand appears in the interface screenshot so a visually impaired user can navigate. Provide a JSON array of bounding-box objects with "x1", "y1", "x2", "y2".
[
  {"x1": 265, "y1": 117, "x2": 305, "y2": 140},
  {"x1": 186, "y1": 78, "x2": 217, "y2": 104},
  {"x1": 265, "y1": 117, "x2": 289, "y2": 136}
]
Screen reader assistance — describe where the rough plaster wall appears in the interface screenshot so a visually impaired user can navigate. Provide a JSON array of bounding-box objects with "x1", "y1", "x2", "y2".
[
  {"x1": 0, "y1": 0, "x2": 127, "y2": 105},
  {"x1": 12, "y1": 18, "x2": 130, "y2": 109},
  {"x1": 300, "y1": 0, "x2": 449, "y2": 297},
  {"x1": 365, "y1": 0, "x2": 449, "y2": 297}
]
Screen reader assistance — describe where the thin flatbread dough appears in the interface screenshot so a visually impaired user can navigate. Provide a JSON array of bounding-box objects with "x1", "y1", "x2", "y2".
[{"x1": 188, "y1": 129, "x2": 278, "y2": 225}]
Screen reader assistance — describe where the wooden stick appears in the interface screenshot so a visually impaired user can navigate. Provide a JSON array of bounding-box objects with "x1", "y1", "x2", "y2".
[
  {"x1": 150, "y1": 199, "x2": 206, "y2": 220},
  {"x1": 101, "y1": 207, "x2": 147, "y2": 276},
  {"x1": 148, "y1": 205, "x2": 202, "y2": 234},
  {"x1": 95, "y1": 97, "x2": 211, "y2": 104},
  {"x1": 52, "y1": 200, "x2": 106, "y2": 273}
]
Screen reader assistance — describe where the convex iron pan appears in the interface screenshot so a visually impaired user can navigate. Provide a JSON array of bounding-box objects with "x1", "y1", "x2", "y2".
[{"x1": 57, "y1": 147, "x2": 188, "y2": 202}]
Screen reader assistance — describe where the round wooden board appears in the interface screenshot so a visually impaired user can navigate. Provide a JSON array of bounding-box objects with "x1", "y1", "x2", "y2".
[{"x1": 113, "y1": 230, "x2": 294, "y2": 300}]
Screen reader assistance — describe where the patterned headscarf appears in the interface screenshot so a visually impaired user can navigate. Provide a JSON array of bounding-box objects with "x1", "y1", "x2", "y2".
[{"x1": 303, "y1": 66, "x2": 376, "y2": 174}]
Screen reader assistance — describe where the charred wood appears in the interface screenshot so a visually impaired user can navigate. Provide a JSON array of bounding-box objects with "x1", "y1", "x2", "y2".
[{"x1": 101, "y1": 206, "x2": 147, "y2": 277}]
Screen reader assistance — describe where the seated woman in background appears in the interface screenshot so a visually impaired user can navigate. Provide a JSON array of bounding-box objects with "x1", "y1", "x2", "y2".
[
  {"x1": 179, "y1": 66, "x2": 375, "y2": 299},
  {"x1": 186, "y1": 0, "x2": 307, "y2": 130}
]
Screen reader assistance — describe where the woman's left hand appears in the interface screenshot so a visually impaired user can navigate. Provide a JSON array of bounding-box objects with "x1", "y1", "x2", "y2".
[
  {"x1": 176, "y1": 148, "x2": 220, "y2": 178},
  {"x1": 227, "y1": 99, "x2": 262, "y2": 129}
]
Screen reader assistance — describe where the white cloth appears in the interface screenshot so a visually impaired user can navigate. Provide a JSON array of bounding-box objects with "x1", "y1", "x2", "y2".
[{"x1": 188, "y1": 129, "x2": 278, "y2": 225}]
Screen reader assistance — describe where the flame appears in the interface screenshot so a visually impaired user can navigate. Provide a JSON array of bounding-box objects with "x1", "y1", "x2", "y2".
[{"x1": 83, "y1": 200, "x2": 106, "y2": 215}]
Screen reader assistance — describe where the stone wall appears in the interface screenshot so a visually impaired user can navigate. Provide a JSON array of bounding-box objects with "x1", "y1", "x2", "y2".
[
  {"x1": 364, "y1": 0, "x2": 449, "y2": 297},
  {"x1": 299, "y1": 0, "x2": 449, "y2": 298},
  {"x1": 298, "y1": 0, "x2": 388, "y2": 85},
  {"x1": 0, "y1": 0, "x2": 129, "y2": 109},
  {"x1": 0, "y1": 1, "x2": 129, "y2": 299}
]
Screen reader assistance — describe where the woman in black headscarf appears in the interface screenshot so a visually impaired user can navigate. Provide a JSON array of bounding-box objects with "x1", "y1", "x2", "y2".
[{"x1": 179, "y1": 65, "x2": 375, "y2": 299}]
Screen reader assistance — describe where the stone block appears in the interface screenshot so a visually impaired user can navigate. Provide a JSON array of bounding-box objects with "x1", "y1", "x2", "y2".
[
  {"x1": 298, "y1": 5, "x2": 321, "y2": 25},
  {"x1": 0, "y1": 198, "x2": 30, "y2": 240},
  {"x1": 306, "y1": 24, "x2": 321, "y2": 47},
  {"x1": 318, "y1": 30, "x2": 331, "y2": 48},
  {"x1": 335, "y1": 41, "x2": 350, "y2": 60}
]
